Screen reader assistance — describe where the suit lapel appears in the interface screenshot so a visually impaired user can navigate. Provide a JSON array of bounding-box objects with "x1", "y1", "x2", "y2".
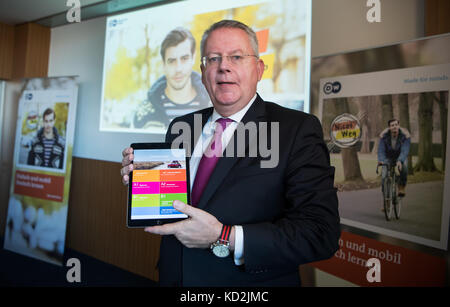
[{"x1": 196, "y1": 94, "x2": 267, "y2": 210}]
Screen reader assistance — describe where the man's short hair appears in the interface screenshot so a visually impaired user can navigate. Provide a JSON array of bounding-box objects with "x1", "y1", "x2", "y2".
[
  {"x1": 388, "y1": 118, "x2": 399, "y2": 126},
  {"x1": 200, "y1": 20, "x2": 259, "y2": 59},
  {"x1": 43, "y1": 108, "x2": 55, "y2": 120},
  {"x1": 160, "y1": 27, "x2": 196, "y2": 62}
]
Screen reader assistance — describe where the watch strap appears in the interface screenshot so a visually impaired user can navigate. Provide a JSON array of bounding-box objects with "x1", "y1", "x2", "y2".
[{"x1": 218, "y1": 225, "x2": 231, "y2": 243}]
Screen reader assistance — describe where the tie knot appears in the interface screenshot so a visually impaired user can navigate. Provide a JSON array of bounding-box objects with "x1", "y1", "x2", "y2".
[{"x1": 216, "y1": 118, "x2": 233, "y2": 131}]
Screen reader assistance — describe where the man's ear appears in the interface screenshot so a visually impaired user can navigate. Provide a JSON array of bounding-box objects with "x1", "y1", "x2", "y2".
[
  {"x1": 200, "y1": 64, "x2": 206, "y2": 85},
  {"x1": 256, "y1": 58, "x2": 265, "y2": 81}
]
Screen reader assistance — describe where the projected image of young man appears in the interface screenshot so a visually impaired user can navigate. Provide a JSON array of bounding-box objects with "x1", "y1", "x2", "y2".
[
  {"x1": 134, "y1": 27, "x2": 210, "y2": 129},
  {"x1": 27, "y1": 108, "x2": 65, "y2": 169}
]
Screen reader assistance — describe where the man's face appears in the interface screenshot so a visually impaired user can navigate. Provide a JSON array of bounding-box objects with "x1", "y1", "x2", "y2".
[
  {"x1": 43, "y1": 113, "x2": 55, "y2": 135},
  {"x1": 389, "y1": 120, "x2": 399, "y2": 135},
  {"x1": 163, "y1": 39, "x2": 194, "y2": 91},
  {"x1": 200, "y1": 27, "x2": 264, "y2": 115}
]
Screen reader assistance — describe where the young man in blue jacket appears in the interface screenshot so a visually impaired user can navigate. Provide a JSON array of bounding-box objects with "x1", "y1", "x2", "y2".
[{"x1": 378, "y1": 118, "x2": 411, "y2": 197}]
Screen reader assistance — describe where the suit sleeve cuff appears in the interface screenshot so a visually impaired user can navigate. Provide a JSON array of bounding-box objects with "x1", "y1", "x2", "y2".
[{"x1": 233, "y1": 225, "x2": 244, "y2": 265}]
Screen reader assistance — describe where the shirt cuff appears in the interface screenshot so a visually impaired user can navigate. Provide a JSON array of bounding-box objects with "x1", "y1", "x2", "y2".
[{"x1": 233, "y1": 225, "x2": 244, "y2": 265}]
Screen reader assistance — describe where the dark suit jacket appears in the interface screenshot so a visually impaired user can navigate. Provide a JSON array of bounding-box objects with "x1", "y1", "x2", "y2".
[{"x1": 159, "y1": 94, "x2": 340, "y2": 286}]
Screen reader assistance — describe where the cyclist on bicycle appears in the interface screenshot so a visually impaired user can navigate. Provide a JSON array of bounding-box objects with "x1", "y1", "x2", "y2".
[{"x1": 377, "y1": 118, "x2": 411, "y2": 197}]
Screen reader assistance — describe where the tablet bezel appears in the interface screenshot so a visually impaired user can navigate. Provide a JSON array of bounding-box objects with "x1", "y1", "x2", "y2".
[{"x1": 127, "y1": 142, "x2": 190, "y2": 228}]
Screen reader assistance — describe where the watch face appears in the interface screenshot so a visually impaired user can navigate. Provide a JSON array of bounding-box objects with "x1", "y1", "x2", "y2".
[{"x1": 213, "y1": 245, "x2": 230, "y2": 258}]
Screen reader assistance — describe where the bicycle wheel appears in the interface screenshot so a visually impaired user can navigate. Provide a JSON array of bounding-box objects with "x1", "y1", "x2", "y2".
[
  {"x1": 383, "y1": 177, "x2": 393, "y2": 221},
  {"x1": 394, "y1": 196, "x2": 401, "y2": 219},
  {"x1": 393, "y1": 176, "x2": 401, "y2": 219}
]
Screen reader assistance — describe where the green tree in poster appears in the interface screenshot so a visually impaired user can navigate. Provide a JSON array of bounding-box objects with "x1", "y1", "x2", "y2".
[
  {"x1": 381, "y1": 95, "x2": 394, "y2": 130},
  {"x1": 434, "y1": 91, "x2": 448, "y2": 171},
  {"x1": 415, "y1": 92, "x2": 437, "y2": 172},
  {"x1": 335, "y1": 98, "x2": 364, "y2": 182},
  {"x1": 398, "y1": 94, "x2": 413, "y2": 175},
  {"x1": 104, "y1": 47, "x2": 140, "y2": 101},
  {"x1": 54, "y1": 102, "x2": 68, "y2": 137},
  {"x1": 133, "y1": 24, "x2": 161, "y2": 91}
]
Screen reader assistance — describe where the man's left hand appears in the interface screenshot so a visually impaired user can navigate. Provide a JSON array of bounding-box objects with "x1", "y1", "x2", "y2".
[
  {"x1": 396, "y1": 160, "x2": 402, "y2": 172},
  {"x1": 144, "y1": 200, "x2": 222, "y2": 249}
]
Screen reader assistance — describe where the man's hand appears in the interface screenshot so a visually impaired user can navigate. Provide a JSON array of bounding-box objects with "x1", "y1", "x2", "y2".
[
  {"x1": 120, "y1": 147, "x2": 134, "y2": 185},
  {"x1": 396, "y1": 160, "x2": 402, "y2": 172},
  {"x1": 145, "y1": 200, "x2": 233, "y2": 250}
]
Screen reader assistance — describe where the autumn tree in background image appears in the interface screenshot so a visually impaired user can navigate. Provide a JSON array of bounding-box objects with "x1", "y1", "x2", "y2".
[{"x1": 322, "y1": 91, "x2": 448, "y2": 192}]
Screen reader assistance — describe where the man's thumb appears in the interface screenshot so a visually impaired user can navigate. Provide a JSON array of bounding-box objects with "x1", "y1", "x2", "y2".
[{"x1": 173, "y1": 200, "x2": 194, "y2": 216}]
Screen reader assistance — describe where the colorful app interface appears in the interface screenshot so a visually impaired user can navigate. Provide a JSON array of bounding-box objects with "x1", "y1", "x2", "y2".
[{"x1": 131, "y1": 149, "x2": 188, "y2": 220}]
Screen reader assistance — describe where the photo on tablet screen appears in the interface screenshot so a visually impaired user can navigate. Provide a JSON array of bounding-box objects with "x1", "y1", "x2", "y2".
[{"x1": 130, "y1": 148, "x2": 188, "y2": 220}]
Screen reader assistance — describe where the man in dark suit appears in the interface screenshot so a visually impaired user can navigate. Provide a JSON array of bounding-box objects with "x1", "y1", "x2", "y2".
[{"x1": 121, "y1": 20, "x2": 340, "y2": 286}]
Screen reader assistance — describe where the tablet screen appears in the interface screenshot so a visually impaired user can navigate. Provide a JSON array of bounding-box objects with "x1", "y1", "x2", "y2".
[{"x1": 128, "y1": 145, "x2": 189, "y2": 226}]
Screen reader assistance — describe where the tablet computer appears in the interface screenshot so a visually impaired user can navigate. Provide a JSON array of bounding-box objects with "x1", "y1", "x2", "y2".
[{"x1": 127, "y1": 143, "x2": 190, "y2": 227}]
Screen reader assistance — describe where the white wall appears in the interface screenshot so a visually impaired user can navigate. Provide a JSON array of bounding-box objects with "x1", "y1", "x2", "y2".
[
  {"x1": 312, "y1": 0, "x2": 424, "y2": 57},
  {"x1": 47, "y1": 0, "x2": 425, "y2": 163}
]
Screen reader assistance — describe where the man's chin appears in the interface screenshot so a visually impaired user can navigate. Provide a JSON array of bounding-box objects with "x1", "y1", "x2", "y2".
[
  {"x1": 168, "y1": 79, "x2": 189, "y2": 91},
  {"x1": 213, "y1": 92, "x2": 243, "y2": 105},
  {"x1": 211, "y1": 96, "x2": 251, "y2": 114}
]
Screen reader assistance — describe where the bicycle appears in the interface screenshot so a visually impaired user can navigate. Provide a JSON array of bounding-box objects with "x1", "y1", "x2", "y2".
[{"x1": 376, "y1": 162, "x2": 402, "y2": 221}]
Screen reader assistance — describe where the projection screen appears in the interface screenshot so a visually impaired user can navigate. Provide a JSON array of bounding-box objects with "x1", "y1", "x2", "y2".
[{"x1": 100, "y1": 0, "x2": 311, "y2": 134}]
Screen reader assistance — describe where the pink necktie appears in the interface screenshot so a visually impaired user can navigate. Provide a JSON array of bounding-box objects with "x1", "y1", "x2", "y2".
[{"x1": 191, "y1": 118, "x2": 233, "y2": 206}]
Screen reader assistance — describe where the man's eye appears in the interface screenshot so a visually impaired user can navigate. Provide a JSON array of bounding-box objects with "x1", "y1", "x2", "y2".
[
  {"x1": 231, "y1": 55, "x2": 242, "y2": 61},
  {"x1": 208, "y1": 56, "x2": 220, "y2": 63}
]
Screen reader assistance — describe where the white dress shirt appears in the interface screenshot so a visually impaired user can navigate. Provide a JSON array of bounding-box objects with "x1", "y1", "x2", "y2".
[{"x1": 189, "y1": 94, "x2": 257, "y2": 265}]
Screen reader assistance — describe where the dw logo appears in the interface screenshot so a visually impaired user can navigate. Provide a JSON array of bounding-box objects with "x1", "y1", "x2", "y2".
[
  {"x1": 25, "y1": 93, "x2": 33, "y2": 100},
  {"x1": 323, "y1": 82, "x2": 342, "y2": 95}
]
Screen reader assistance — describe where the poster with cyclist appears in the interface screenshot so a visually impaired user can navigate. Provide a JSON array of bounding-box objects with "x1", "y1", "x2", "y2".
[{"x1": 318, "y1": 63, "x2": 450, "y2": 251}]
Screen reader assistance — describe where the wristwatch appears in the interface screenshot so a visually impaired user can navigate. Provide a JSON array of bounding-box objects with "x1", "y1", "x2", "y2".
[{"x1": 211, "y1": 225, "x2": 231, "y2": 258}]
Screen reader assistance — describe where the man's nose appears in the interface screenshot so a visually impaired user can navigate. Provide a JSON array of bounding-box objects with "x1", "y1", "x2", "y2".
[
  {"x1": 175, "y1": 59, "x2": 183, "y2": 70},
  {"x1": 218, "y1": 56, "x2": 232, "y2": 71}
]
